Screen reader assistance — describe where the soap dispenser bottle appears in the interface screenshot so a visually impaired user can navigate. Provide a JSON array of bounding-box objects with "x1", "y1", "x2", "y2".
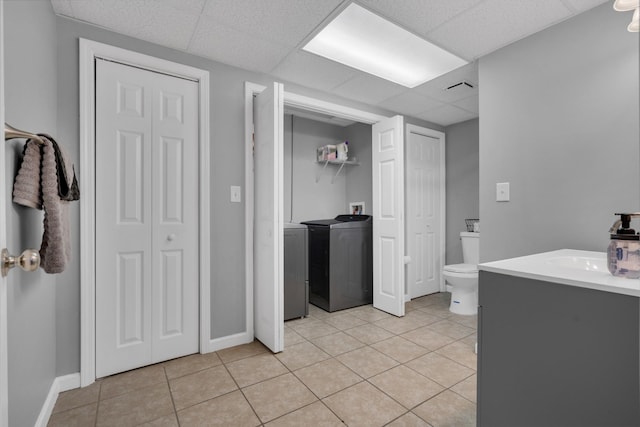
[{"x1": 607, "y1": 213, "x2": 640, "y2": 279}]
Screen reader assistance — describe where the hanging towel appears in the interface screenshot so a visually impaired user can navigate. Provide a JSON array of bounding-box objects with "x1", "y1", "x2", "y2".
[
  {"x1": 12, "y1": 139, "x2": 42, "y2": 209},
  {"x1": 42, "y1": 133, "x2": 80, "y2": 201},
  {"x1": 13, "y1": 135, "x2": 77, "y2": 274}
]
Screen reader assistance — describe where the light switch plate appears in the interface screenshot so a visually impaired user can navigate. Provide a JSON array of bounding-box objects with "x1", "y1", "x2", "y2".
[
  {"x1": 230, "y1": 185, "x2": 241, "y2": 203},
  {"x1": 496, "y1": 182, "x2": 510, "y2": 202}
]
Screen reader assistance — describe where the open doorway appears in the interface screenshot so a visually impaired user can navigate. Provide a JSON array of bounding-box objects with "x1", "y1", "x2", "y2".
[{"x1": 244, "y1": 82, "x2": 445, "y2": 352}]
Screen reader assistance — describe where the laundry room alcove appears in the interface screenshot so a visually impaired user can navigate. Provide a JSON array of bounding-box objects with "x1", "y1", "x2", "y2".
[{"x1": 283, "y1": 108, "x2": 372, "y2": 224}]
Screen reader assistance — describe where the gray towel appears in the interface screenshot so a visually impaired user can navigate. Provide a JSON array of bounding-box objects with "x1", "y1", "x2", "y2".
[
  {"x1": 41, "y1": 133, "x2": 80, "y2": 201},
  {"x1": 13, "y1": 137, "x2": 73, "y2": 273},
  {"x1": 12, "y1": 139, "x2": 42, "y2": 209}
]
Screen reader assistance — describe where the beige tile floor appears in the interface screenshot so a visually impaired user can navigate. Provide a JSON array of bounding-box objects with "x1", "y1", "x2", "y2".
[{"x1": 48, "y1": 292, "x2": 477, "y2": 427}]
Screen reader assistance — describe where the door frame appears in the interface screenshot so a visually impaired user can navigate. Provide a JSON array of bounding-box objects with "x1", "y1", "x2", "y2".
[
  {"x1": 244, "y1": 81, "x2": 388, "y2": 336},
  {"x1": 79, "y1": 39, "x2": 211, "y2": 387},
  {"x1": 405, "y1": 124, "x2": 446, "y2": 297},
  {"x1": 0, "y1": 1, "x2": 8, "y2": 424}
]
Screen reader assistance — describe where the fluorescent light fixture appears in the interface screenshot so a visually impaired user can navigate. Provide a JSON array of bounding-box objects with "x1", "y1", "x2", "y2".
[{"x1": 303, "y1": 3, "x2": 468, "y2": 88}]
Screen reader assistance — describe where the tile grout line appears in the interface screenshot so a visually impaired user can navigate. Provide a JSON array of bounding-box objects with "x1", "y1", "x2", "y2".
[
  {"x1": 277, "y1": 329, "x2": 357, "y2": 425},
  {"x1": 219, "y1": 355, "x2": 266, "y2": 425},
  {"x1": 162, "y1": 364, "x2": 181, "y2": 426},
  {"x1": 94, "y1": 380, "x2": 103, "y2": 427}
]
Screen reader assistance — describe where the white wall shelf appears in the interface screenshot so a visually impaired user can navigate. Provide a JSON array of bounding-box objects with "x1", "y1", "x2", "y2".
[{"x1": 315, "y1": 159, "x2": 359, "y2": 183}]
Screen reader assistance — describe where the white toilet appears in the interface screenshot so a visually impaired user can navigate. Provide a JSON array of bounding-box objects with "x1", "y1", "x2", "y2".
[{"x1": 443, "y1": 232, "x2": 479, "y2": 315}]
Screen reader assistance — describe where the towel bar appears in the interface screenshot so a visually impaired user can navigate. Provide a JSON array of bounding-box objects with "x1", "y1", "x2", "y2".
[{"x1": 4, "y1": 122, "x2": 45, "y2": 145}]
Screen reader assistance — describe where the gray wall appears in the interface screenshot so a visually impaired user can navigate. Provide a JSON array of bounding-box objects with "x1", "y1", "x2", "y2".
[
  {"x1": 283, "y1": 116, "x2": 372, "y2": 222},
  {"x1": 345, "y1": 122, "x2": 373, "y2": 215},
  {"x1": 479, "y1": 3, "x2": 639, "y2": 263},
  {"x1": 5, "y1": 1, "x2": 58, "y2": 425},
  {"x1": 445, "y1": 119, "x2": 479, "y2": 264},
  {"x1": 286, "y1": 116, "x2": 348, "y2": 222}
]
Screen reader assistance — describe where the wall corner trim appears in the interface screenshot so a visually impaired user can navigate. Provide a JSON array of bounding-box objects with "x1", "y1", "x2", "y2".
[{"x1": 34, "y1": 373, "x2": 81, "y2": 427}]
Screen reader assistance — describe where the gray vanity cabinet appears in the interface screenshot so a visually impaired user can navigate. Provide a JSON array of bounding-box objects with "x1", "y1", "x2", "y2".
[{"x1": 477, "y1": 271, "x2": 640, "y2": 427}]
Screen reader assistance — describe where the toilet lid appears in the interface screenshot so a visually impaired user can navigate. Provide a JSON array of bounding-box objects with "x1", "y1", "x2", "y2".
[{"x1": 443, "y1": 263, "x2": 478, "y2": 274}]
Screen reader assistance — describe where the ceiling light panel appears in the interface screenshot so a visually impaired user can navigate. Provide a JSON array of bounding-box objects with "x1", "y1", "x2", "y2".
[{"x1": 303, "y1": 3, "x2": 468, "y2": 88}]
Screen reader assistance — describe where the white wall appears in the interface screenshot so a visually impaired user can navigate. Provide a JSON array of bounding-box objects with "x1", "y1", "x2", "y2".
[{"x1": 479, "y1": 3, "x2": 639, "y2": 262}]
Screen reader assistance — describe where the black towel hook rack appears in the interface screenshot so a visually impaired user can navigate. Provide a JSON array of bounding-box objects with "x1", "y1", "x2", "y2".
[{"x1": 4, "y1": 122, "x2": 45, "y2": 145}]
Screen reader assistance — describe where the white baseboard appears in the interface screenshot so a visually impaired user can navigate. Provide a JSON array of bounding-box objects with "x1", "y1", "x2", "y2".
[
  {"x1": 208, "y1": 331, "x2": 253, "y2": 352},
  {"x1": 35, "y1": 373, "x2": 81, "y2": 427},
  {"x1": 56, "y1": 373, "x2": 81, "y2": 393}
]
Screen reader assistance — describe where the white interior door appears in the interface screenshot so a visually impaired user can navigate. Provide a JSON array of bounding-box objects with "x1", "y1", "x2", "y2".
[
  {"x1": 253, "y1": 82, "x2": 284, "y2": 353},
  {"x1": 406, "y1": 126, "x2": 444, "y2": 299},
  {"x1": 372, "y1": 115, "x2": 405, "y2": 317},
  {"x1": 95, "y1": 59, "x2": 199, "y2": 377}
]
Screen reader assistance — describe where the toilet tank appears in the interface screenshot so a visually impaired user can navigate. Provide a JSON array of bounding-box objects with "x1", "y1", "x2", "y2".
[{"x1": 460, "y1": 232, "x2": 480, "y2": 265}]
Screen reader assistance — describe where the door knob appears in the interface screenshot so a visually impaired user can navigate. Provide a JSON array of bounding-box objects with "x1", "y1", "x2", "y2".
[
  {"x1": 167, "y1": 233, "x2": 176, "y2": 242},
  {"x1": 1, "y1": 248, "x2": 40, "y2": 277}
]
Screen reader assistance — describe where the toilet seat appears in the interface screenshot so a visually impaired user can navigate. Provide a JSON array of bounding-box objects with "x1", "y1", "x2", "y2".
[{"x1": 443, "y1": 263, "x2": 477, "y2": 274}]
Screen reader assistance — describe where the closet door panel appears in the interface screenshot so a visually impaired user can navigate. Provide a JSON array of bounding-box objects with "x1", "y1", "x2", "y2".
[
  {"x1": 150, "y1": 71, "x2": 199, "y2": 362},
  {"x1": 96, "y1": 59, "x2": 153, "y2": 378}
]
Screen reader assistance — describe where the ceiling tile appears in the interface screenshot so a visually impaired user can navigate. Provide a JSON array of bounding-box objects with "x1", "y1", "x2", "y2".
[
  {"x1": 561, "y1": 0, "x2": 609, "y2": 13},
  {"x1": 50, "y1": 0, "x2": 73, "y2": 17},
  {"x1": 427, "y1": 0, "x2": 573, "y2": 59},
  {"x1": 330, "y1": 74, "x2": 407, "y2": 105},
  {"x1": 133, "y1": 6, "x2": 200, "y2": 50},
  {"x1": 189, "y1": 14, "x2": 291, "y2": 73},
  {"x1": 202, "y1": 0, "x2": 343, "y2": 47},
  {"x1": 417, "y1": 104, "x2": 477, "y2": 127},
  {"x1": 413, "y1": 62, "x2": 478, "y2": 102},
  {"x1": 378, "y1": 92, "x2": 445, "y2": 117},
  {"x1": 271, "y1": 51, "x2": 357, "y2": 92},
  {"x1": 163, "y1": 0, "x2": 207, "y2": 14},
  {"x1": 49, "y1": 0, "x2": 606, "y2": 128},
  {"x1": 362, "y1": 0, "x2": 484, "y2": 41},
  {"x1": 453, "y1": 95, "x2": 479, "y2": 114},
  {"x1": 67, "y1": 0, "x2": 199, "y2": 50}
]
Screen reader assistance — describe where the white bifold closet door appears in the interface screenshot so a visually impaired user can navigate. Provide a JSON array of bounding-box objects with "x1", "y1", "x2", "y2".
[
  {"x1": 372, "y1": 116, "x2": 406, "y2": 317},
  {"x1": 253, "y1": 82, "x2": 284, "y2": 353},
  {"x1": 95, "y1": 59, "x2": 199, "y2": 378},
  {"x1": 406, "y1": 129, "x2": 442, "y2": 298}
]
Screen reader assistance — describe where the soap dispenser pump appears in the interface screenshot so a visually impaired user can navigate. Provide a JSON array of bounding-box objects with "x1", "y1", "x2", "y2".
[{"x1": 607, "y1": 213, "x2": 640, "y2": 279}]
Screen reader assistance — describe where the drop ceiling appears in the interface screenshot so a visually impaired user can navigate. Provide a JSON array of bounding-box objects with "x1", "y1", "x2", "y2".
[{"x1": 50, "y1": 0, "x2": 609, "y2": 126}]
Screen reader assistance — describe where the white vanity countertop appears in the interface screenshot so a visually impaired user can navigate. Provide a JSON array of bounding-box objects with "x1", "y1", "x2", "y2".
[{"x1": 479, "y1": 249, "x2": 640, "y2": 297}]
